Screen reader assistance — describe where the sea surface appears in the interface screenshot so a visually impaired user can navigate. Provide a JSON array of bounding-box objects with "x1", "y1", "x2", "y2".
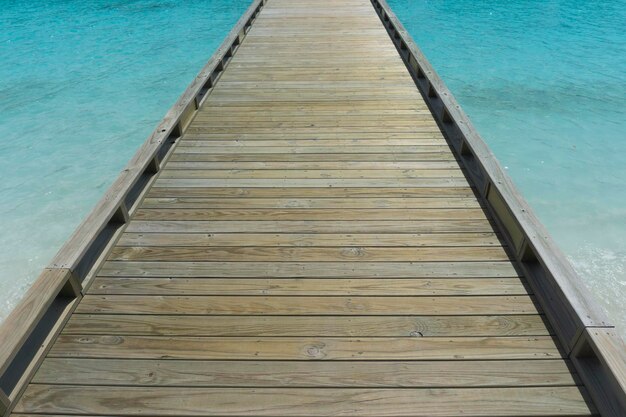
[
  {"x1": 1, "y1": 0, "x2": 625, "y2": 335},
  {"x1": 0, "y1": 0, "x2": 250, "y2": 316},
  {"x1": 389, "y1": 0, "x2": 626, "y2": 334}
]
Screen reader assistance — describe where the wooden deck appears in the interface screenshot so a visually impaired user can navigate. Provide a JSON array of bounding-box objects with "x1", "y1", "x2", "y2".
[{"x1": 5, "y1": 0, "x2": 624, "y2": 416}]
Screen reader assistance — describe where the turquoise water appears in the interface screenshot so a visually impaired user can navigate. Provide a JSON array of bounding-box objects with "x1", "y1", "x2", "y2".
[
  {"x1": 1, "y1": 0, "x2": 624, "y2": 335},
  {"x1": 389, "y1": 0, "x2": 626, "y2": 333},
  {"x1": 0, "y1": 0, "x2": 250, "y2": 317}
]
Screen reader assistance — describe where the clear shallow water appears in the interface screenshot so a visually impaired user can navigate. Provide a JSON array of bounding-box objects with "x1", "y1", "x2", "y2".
[
  {"x1": 389, "y1": 0, "x2": 626, "y2": 334},
  {"x1": 0, "y1": 0, "x2": 250, "y2": 318}
]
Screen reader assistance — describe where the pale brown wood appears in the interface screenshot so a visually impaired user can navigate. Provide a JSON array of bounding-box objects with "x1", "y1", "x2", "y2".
[
  {"x1": 13, "y1": 385, "x2": 595, "y2": 417},
  {"x1": 89, "y1": 277, "x2": 527, "y2": 296},
  {"x1": 49, "y1": 335, "x2": 561, "y2": 360},
  {"x1": 33, "y1": 358, "x2": 576, "y2": 387},
  {"x1": 107, "y1": 246, "x2": 510, "y2": 262},
  {"x1": 159, "y1": 168, "x2": 463, "y2": 178},
  {"x1": 97, "y1": 261, "x2": 521, "y2": 278},
  {"x1": 124, "y1": 219, "x2": 495, "y2": 233},
  {"x1": 117, "y1": 232, "x2": 499, "y2": 247},
  {"x1": 75, "y1": 295, "x2": 539, "y2": 315},
  {"x1": 132, "y1": 208, "x2": 488, "y2": 220},
  {"x1": 147, "y1": 187, "x2": 477, "y2": 198},
  {"x1": 62, "y1": 314, "x2": 550, "y2": 336}
]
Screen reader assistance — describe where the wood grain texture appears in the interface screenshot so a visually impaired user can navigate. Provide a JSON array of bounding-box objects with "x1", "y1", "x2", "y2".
[
  {"x1": 98, "y1": 261, "x2": 522, "y2": 278},
  {"x1": 48, "y1": 335, "x2": 562, "y2": 360},
  {"x1": 14, "y1": 385, "x2": 596, "y2": 416},
  {"x1": 107, "y1": 246, "x2": 511, "y2": 262},
  {"x1": 116, "y1": 232, "x2": 500, "y2": 247},
  {"x1": 147, "y1": 187, "x2": 477, "y2": 198},
  {"x1": 88, "y1": 277, "x2": 527, "y2": 296},
  {"x1": 33, "y1": 358, "x2": 576, "y2": 387},
  {"x1": 132, "y1": 208, "x2": 488, "y2": 220},
  {"x1": 75, "y1": 294, "x2": 540, "y2": 315},
  {"x1": 124, "y1": 220, "x2": 496, "y2": 233},
  {"x1": 63, "y1": 314, "x2": 550, "y2": 336}
]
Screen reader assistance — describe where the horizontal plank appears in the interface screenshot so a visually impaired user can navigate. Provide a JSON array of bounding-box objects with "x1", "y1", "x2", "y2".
[
  {"x1": 116, "y1": 232, "x2": 499, "y2": 247},
  {"x1": 14, "y1": 386, "x2": 595, "y2": 416},
  {"x1": 208, "y1": 81, "x2": 421, "y2": 89},
  {"x1": 168, "y1": 153, "x2": 458, "y2": 162},
  {"x1": 193, "y1": 111, "x2": 434, "y2": 119},
  {"x1": 63, "y1": 314, "x2": 550, "y2": 336},
  {"x1": 132, "y1": 208, "x2": 487, "y2": 221},
  {"x1": 32, "y1": 358, "x2": 576, "y2": 387},
  {"x1": 48, "y1": 335, "x2": 561, "y2": 360},
  {"x1": 186, "y1": 120, "x2": 439, "y2": 128},
  {"x1": 98, "y1": 261, "x2": 522, "y2": 278},
  {"x1": 174, "y1": 146, "x2": 448, "y2": 154},
  {"x1": 181, "y1": 132, "x2": 443, "y2": 140},
  {"x1": 124, "y1": 220, "x2": 495, "y2": 233},
  {"x1": 159, "y1": 168, "x2": 463, "y2": 178},
  {"x1": 154, "y1": 178, "x2": 470, "y2": 188},
  {"x1": 139, "y1": 197, "x2": 482, "y2": 209},
  {"x1": 89, "y1": 277, "x2": 527, "y2": 296},
  {"x1": 198, "y1": 103, "x2": 428, "y2": 112},
  {"x1": 147, "y1": 187, "x2": 477, "y2": 198},
  {"x1": 75, "y1": 295, "x2": 539, "y2": 315},
  {"x1": 107, "y1": 246, "x2": 511, "y2": 262},
  {"x1": 162, "y1": 162, "x2": 460, "y2": 170},
  {"x1": 178, "y1": 139, "x2": 447, "y2": 147}
]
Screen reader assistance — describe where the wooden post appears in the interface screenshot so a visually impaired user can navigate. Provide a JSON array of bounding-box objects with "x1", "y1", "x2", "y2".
[
  {"x1": 0, "y1": 388, "x2": 9, "y2": 416},
  {"x1": 571, "y1": 328, "x2": 626, "y2": 417}
]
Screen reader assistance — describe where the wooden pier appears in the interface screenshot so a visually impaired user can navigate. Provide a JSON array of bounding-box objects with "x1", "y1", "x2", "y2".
[{"x1": 1, "y1": 0, "x2": 624, "y2": 416}]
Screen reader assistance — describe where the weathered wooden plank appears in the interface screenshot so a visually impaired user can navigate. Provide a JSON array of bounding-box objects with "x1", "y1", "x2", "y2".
[
  {"x1": 175, "y1": 145, "x2": 447, "y2": 154},
  {"x1": 13, "y1": 385, "x2": 595, "y2": 416},
  {"x1": 139, "y1": 197, "x2": 482, "y2": 209},
  {"x1": 168, "y1": 154, "x2": 460, "y2": 164},
  {"x1": 182, "y1": 132, "x2": 444, "y2": 140},
  {"x1": 98, "y1": 261, "x2": 521, "y2": 278},
  {"x1": 107, "y1": 246, "x2": 511, "y2": 262},
  {"x1": 63, "y1": 314, "x2": 549, "y2": 336},
  {"x1": 160, "y1": 162, "x2": 460, "y2": 170},
  {"x1": 159, "y1": 168, "x2": 464, "y2": 178},
  {"x1": 193, "y1": 111, "x2": 435, "y2": 119},
  {"x1": 48, "y1": 335, "x2": 560, "y2": 360},
  {"x1": 32, "y1": 358, "x2": 576, "y2": 387},
  {"x1": 178, "y1": 139, "x2": 447, "y2": 146},
  {"x1": 186, "y1": 120, "x2": 440, "y2": 128},
  {"x1": 124, "y1": 220, "x2": 494, "y2": 234},
  {"x1": 147, "y1": 187, "x2": 477, "y2": 198},
  {"x1": 89, "y1": 277, "x2": 527, "y2": 296},
  {"x1": 132, "y1": 208, "x2": 487, "y2": 221},
  {"x1": 154, "y1": 178, "x2": 470, "y2": 188},
  {"x1": 75, "y1": 295, "x2": 539, "y2": 315},
  {"x1": 168, "y1": 152, "x2": 459, "y2": 162},
  {"x1": 116, "y1": 232, "x2": 499, "y2": 247}
]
